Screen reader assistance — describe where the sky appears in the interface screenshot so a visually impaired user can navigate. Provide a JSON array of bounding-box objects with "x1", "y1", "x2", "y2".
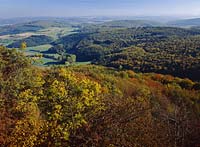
[{"x1": 0, "y1": 0, "x2": 200, "y2": 18}]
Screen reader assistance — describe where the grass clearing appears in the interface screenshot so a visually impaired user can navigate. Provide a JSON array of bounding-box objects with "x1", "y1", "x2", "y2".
[
  {"x1": 26, "y1": 44, "x2": 52, "y2": 52},
  {"x1": 36, "y1": 27, "x2": 77, "y2": 39}
]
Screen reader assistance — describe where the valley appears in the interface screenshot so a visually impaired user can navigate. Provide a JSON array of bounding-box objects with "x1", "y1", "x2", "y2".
[
  {"x1": 0, "y1": 19, "x2": 80, "y2": 66},
  {"x1": 1, "y1": 18, "x2": 200, "y2": 79}
]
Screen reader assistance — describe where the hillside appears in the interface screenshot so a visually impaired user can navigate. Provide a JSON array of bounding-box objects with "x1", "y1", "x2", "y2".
[
  {"x1": 0, "y1": 17, "x2": 68, "y2": 26},
  {"x1": 100, "y1": 20, "x2": 163, "y2": 28},
  {"x1": 24, "y1": 20, "x2": 72, "y2": 28},
  {"x1": 0, "y1": 46, "x2": 199, "y2": 146},
  {"x1": 49, "y1": 27, "x2": 200, "y2": 81},
  {"x1": 7, "y1": 35, "x2": 53, "y2": 48},
  {"x1": 0, "y1": 19, "x2": 76, "y2": 36},
  {"x1": 168, "y1": 18, "x2": 200, "y2": 27},
  {"x1": 0, "y1": 19, "x2": 80, "y2": 66},
  {"x1": 0, "y1": 23, "x2": 43, "y2": 36}
]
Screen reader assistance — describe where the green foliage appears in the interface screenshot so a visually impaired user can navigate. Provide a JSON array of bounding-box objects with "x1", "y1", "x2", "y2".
[
  {"x1": 0, "y1": 24, "x2": 44, "y2": 36},
  {"x1": 65, "y1": 54, "x2": 76, "y2": 64},
  {"x1": 8, "y1": 35, "x2": 53, "y2": 48},
  {"x1": 50, "y1": 27, "x2": 200, "y2": 80},
  {"x1": 99, "y1": 20, "x2": 162, "y2": 28}
]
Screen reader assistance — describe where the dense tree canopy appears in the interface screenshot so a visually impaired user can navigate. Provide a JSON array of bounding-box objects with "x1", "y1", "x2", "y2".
[
  {"x1": 7, "y1": 35, "x2": 53, "y2": 48},
  {"x1": 0, "y1": 46, "x2": 199, "y2": 146},
  {"x1": 50, "y1": 27, "x2": 200, "y2": 81}
]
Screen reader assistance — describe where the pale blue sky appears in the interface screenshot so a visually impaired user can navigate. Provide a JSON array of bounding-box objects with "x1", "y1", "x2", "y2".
[{"x1": 0, "y1": 0, "x2": 200, "y2": 18}]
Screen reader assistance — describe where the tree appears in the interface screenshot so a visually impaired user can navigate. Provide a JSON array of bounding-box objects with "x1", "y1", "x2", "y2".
[
  {"x1": 119, "y1": 65, "x2": 123, "y2": 70},
  {"x1": 36, "y1": 68, "x2": 103, "y2": 146},
  {"x1": 20, "y1": 41, "x2": 27, "y2": 51},
  {"x1": 66, "y1": 54, "x2": 76, "y2": 64}
]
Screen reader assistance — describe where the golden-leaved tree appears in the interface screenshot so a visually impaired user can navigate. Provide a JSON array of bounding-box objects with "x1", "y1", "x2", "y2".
[{"x1": 0, "y1": 46, "x2": 104, "y2": 147}]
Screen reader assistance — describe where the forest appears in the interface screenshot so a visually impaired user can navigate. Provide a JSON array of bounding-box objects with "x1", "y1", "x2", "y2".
[
  {"x1": 0, "y1": 46, "x2": 200, "y2": 147},
  {"x1": 49, "y1": 26, "x2": 200, "y2": 81},
  {"x1": 7, "y1": 35, "x2": 53, "y2": 48}
]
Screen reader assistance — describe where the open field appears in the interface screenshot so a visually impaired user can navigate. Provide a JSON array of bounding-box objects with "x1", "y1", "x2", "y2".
[
  {"x1": 25, "y1": 44, "x2": 90, "y2": 66},
  {"x1": 34, "y1": 57, "x2": 58, "y2": 66},
  {"x1": 26, "y1": 44, "x2": 52, "y2": 52},
  {"x1": 74, "y1": 61, "x2": 91, "y2": 65},
  {"x1": 25, "y1": 44, "x2": 60, "y2": 65},
  {"x1": 37, "y1": 27, "x2": 77, "y2": 39}
]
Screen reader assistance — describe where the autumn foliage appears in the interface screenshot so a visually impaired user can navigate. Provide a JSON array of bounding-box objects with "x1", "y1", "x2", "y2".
[{"x1": 0, "y1": 46, "x2": 200, "y2": 147}]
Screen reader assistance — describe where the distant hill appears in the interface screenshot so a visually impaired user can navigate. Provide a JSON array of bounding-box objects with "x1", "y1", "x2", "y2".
[
  {"x1": 100, "y1": 20, "x2": 164, "y2": 28},
  {"x1": 0, "y1": 23, "x2": 44, "y2": 36},
  {"x1": 25, "y1": 20, "x2": 72, "y2": 28},
  {"x1": 0, "y1": 17, "x2": 43, "y2": 26},
  {"x1": 0, "y1": 17, "x2": 75, "y2": 26},
  {"x1": 168, "y1": 18, "x2": 200, "y2": 27},
  {"x1": 0, "y1": 20, "x2": 73, "y2": 36},
  {"x1": 7, "y1": 35, "x2": 53, "y2": 48}
]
